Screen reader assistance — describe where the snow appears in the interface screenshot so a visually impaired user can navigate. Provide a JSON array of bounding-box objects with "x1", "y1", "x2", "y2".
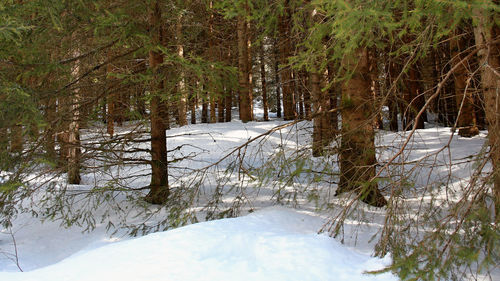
[
  {"x1": 0, "y1": 207, "x2": 395, "y2": 281},
  {"x1": 0, "y1": 115, "x2": 497, "y2": 280}
]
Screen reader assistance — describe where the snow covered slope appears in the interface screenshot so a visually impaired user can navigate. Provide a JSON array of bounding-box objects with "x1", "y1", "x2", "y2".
[{"x1": 0, "y1": 207, "x2": 395, "y2": 281}]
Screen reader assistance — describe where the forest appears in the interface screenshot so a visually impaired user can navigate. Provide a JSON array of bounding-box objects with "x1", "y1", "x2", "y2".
[{"x1": 0, "y1": 0, "x2": 499, "y2": 280}]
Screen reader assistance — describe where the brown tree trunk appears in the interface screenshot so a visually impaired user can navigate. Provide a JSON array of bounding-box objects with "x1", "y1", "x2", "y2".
[
  {"x1": 274, "y1": 40, "x2": 282, "y2": 118},
  {"x1": 326, "y1": 62, "x2": 338, "y2": 132},
  {"x1": 0, "y1": 128, "x2": 7, "y2": 155},
  {"x1": 296, "y1": 70, "x2": 305, "y2": 119},
  {"x1": 176, "y1": 15, "x2": 188, "y2": 127},
  {"x1": 237, "y1": 5, "x2": 252, "y2": 123},
  {"x1": 44, "y1": 96, "x2": 57, "y2": 159},
  {"x1": 67, "y1": 48, "x2": 81, "y2": 184},
  {"x1": 225, "y1": 92, "x2": 232, "y2": 122},
  {"x1": 278, "y1": 1, "x2": 296, "y2": 120},
  {"x1": 210, "y1": 96, "x2": 217, "y2": 123},
  {"x1": 10, "y1": 125, "x2": 23, "y2": 153},
  {"x1": 338, "y1": 48, "x2": 387, "y2": 207},
  {"x1": 57, "y1": 96, "x2": 69, "y2": 168},
  {"x1": 386, "y1": 60, "x2": 400, "y2": 131},
  {"x1": 247, "y1": 20, "x2": 254, "y2": 121},
  {"x1": 260, "y1": 45, "x2": 269, "y2": 121},
  {"x1": 450, "y1": 29, "x2": 479, "y2": 137},
  {"x1": 190, "y1": 91, "x2": 197, "y2": 124},
  {"x1": 403, "y1": 66, "x2": 425, "y2": 130},
  {"x1": 106, "y1": 51, "x2": 115, "y2": 138},
  {"x1": 202, "y1": 90, "x2": 209, "y2": 123},
  {"x1": 225, "y1": 48, "x2": 234, "y2": 122},
  {"x1": 146, "y1": 0, "x2": 169, "y2": 205},
  {"x1": 300, "y1": 70, "x2": 312, "y2": 120},
  {"x1": 473, "y1": 4, "x2": 500, "y2": 219},
  {"x1": 311, "y1": 70, "x2": 332, "y2": 157}
]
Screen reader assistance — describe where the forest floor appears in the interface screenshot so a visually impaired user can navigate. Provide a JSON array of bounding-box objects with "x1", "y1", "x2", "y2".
[{"x1": 0, "y1": 111, "x2": 497, "y2": 280}]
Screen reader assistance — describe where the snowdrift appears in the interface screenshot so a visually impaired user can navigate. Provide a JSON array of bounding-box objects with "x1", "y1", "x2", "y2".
[{"x1": 0, "y1": 207, "x2": 395, "y2": 281}]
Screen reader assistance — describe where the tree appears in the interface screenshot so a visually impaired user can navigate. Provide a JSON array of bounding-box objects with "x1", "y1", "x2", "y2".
[
  {"x1": 237, "y1": 0, "x2": 253, "y2": 123},
  {"x1": 337, "y1": 47, "x2": 387, "y2": 207},
  {"x1": 472, "y1": 1, "x2": 500, "y2": 219},
  {"x1": 146, "y1": 0, "x2": 169, "y2": 204},
  {"x1": 277, "y1": 0, "x2": 296, "y2": 120},
  {"x1": 259, "y1": 43, "x2": 269, "y2": 121},
  {"x1": 450, "y1": 27, "x2": 479, "y2": 137}
]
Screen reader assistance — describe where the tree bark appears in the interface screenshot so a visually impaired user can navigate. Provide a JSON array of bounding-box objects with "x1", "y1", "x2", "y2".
[
  {"x1": 44, "y1": 96, "x2": 56, "y2": 159},
  {"x1": 176, "y1": 14, "x2": 188, "y2": 127},
  {"x1": 274, "y1": 39, "x2": 282, "y2": 118},
  {"x1": 202, "y1": 90, "x2": 209, "y2": 123},
  {"x1": 146, "y1": 0, "x2": 169, "y2": 205},
  {"x1": 450, "y1": 29, "x2": 479, "y2": 137},
  {"x1": 278, "y1": 1, "x2": 296, "y2": 120},
  {"x1": 338, "y1": 47, "x2": 387, "y2": 207},
  {"x1": 190, "y1": 91, "x2": 197, "y2": 124},
  {"x1": 311, "y1": 71, "x2": 331, "y2": 156},
  {"x1": 473, "y1": 4, "x2": 500, "y2": 219},
  {"x1": 237, "y1": 5, "x2": 252, "y2": 123},
  {"x1": 57, "y1": 96, "x2": 69, "y2": 168},
  {"x1": 106, "y1": 51, "x2": 115, "y2": 138},
  {"x1": 326, "y1": 62, "x2": 338, "y2": 132},
  {"x1": 403, "y1": 65, "x2": 425, "y2": 130},
  {"x1": 10, "y1": 125, "x2": 23, "y2": 153},
  {"x1": 260, "y1": 44, "x2": 269, "y2": 121},
  {"x1": 67, "y1": 48, "x2": 81, "y2": 184}
]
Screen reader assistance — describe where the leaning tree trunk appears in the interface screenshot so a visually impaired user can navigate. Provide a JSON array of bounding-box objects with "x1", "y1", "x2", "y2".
[
  {"x1": 473, "y1": 3, "x2": 500, "y2": 219},
  {"x1": 146, "y1": 0, "x2": 169, "y2": 205},
  {"x1": 338, "y1": 47, "x2": 387, "y2": 207}
]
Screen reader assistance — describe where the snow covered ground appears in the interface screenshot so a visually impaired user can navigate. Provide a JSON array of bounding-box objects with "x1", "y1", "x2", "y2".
[
  {"x1": 0, "y1": 113, "x2": 497, "y2": 280},
  {"x1": 0, "y1": 207, "x2": 395, "y2": 281}
]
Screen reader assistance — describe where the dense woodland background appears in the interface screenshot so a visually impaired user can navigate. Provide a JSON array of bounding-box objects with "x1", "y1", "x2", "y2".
[{"x1": 1, "y1": 0, "x2": 499, "y2": 280}]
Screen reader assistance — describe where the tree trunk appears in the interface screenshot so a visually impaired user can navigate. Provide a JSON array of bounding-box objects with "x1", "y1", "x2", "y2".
[
  {"x1": 387, "y1": 60, "x2": 400, "y2": 131},
  {"x1": 296, "y1": 70, "x2": 305, "y2": 119},
  {"x1": 190, "y1": 91, "x2": 197, "y2": 124},
  {"x1": 10, "y1": 125, "x2": 23, "y2": 153},
  {"x1": 225, "y1": 91, "x2": 232, "y2": 122},
  {"x1": 260, "y1": 45, "x2": 269, "y2": 121},
  {"x1": 311, "y1": 71, "x2": 331, "y2": 156},
  {"x1": 67, "y1": 48, "x2": 81, "y2": 185},
  {"x1": 450, "y1": 29, "x2": 479, "y2": 137},
  {"x1": 146, "y1": 0, "x2": 169, "y2": 205},
  {"x1": 338, "y1": 47, "x2": 387, "y2": 207},
  {"x1": 176, "y1": 14, "x2": 188, "y2": 127},
  {"x1": 106, "y1": 50, "x2": 115, "y2": 138},
  {"x1": 403, "y1": 65, "x2": 425, "y2": 130},
  {"x1": 278, "y1": 1, "x2": 296, "y2": 120},
  {"x1": 473, "y1": 4, "x2": 500, "y2": 219},
  {"x1": 202, "y1": 90, "x2": 209, "y2": 123},
  {"x1": 57, "y1": 96, "x2": 69, "y2": 168},
  {"x1": 274, "y1": 40, "x2": 282, "y2": 118},
  {"x1": 326, "y1": 62, "x2": 338, "y2": 132},
  {"x1": 44, "y1": 96, "x2": 56, "y2": 159},
  {"x1": 237, "y1": 7, "x2": 252, "y2": 123}
]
